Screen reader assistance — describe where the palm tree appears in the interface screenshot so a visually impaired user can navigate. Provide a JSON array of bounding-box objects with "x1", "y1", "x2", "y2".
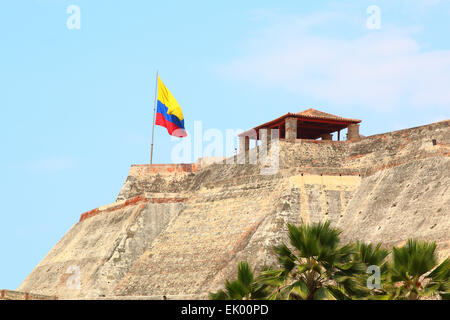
[
  {"x1": 382, "y1": 239, "x2": 450, "y2": 300},
  {"x1": 259, "y1": 221, "x2": 367, "y2": 300},
  {"x1": 209, "y1": 228, "x2": 449, "y2": 300},
  {"x1": 209, "y1": 261, "x2": 269, "y2": 300},
  {"x1": 351, "y1": 241, "x2": 390, "y2": 299}
]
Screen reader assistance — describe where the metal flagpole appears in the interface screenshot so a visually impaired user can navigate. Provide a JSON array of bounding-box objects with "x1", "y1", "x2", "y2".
[{"x1": 150, "y1": 70, "x2": 159, "y2": 164}]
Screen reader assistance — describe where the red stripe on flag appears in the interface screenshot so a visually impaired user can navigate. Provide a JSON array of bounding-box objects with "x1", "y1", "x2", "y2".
[{"x1": 155, "y1": 112, "x2": 187, "y2": 137}]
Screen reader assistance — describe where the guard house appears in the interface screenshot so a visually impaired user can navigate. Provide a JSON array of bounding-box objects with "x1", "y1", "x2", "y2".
[{"x1": 238, "y1": 108, "x2": 361, "y2": 152}]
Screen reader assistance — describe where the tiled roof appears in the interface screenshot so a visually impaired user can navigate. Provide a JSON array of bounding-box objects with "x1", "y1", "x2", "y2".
[
  {"x1": 238, "y1": 108, "x2": 361, "y2": 137},
  {"x1": 238, "y1": 108, "x2": 361, "y2": 136},
  {"x1": 293, "y1": 108, "x2": 361, "y2": 123}
]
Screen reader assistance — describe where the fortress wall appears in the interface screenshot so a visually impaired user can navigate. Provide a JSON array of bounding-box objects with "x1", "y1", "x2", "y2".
[
  {"x1": 116, "y1": 142, "x2": 353, "y2": 201},
  {"x1": 18, "y1": 120, "x2": 449, "y2": 299},
  {"x1": 130, "y1": 164, "x2": 197, "y2": 175},
  {"x1": 117, "y1": 120, "x2": 449, "y2": 203},
  {"x1": 332, "y1": 121, "x2": 449, "y2": 258},
  {"x1": 115, "y1": 121, "x2": 448, "y2": 202},
  {"x1": 81, "y1": 195, "x2": 187, "y2": 222},
  {"x1": 116, "y1": 164, "x2": 196, "y2": 201},
  {"x1": 112, "y1": 173, "x2": 363, "y2": 297},
  {"x1": 344, "y1": 120, "x2": 450, "y2": 175},
  {"x1": 279, "y1": 139, "x2": 350, "y2": 169},
  {"x1": 190, "y1": 157, "x2": 448, "y2": 298},
  {"x1": 336, "y1": 156, "x2": 450, "y2": 260},
  {"x1": 198, "y1": 173, "x2": 362, "y2": 295},
  {"x1": 110, "y1": 121, "x2": 449, "y2": 297},
  {"x1": 113, "y1": 178, "x2": 283, "y2": 296},
  {"x1": 0, "y1": 289, "x2": 56, "y2": 300},
  {"x1": 18, "y1": 196, "x2": 185, "y2": 298}
]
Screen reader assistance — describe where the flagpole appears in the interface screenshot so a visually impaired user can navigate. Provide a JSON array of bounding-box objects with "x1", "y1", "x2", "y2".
[{"x1": 150, "y1": 70, "x2": 158, "y2": 164}]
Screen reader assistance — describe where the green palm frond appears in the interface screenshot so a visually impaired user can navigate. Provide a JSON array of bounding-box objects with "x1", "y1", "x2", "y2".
[
  {"x1": 228, "y1": 279, "x2": 249, "y2": 299},
  {"x1": 237, "y1": 261, "x2": 254, "y2": 288},
  {"x1": 209, "y1": 289, "x2": 228, "y2": 300},
  {"x1": 273, "y1": 243, "x2": 296, "y2": 273},
  {"x1": 427, "y1": 258, "x2": 450, "y2": 281},
  {"x1": 209, "y1": 261, "x2": 271, "y2": 300},
  {"x1": 326, "y1": 285, "x2": 351, "y2": 300},
  {"x1": 210, "y1": 224, "x2": 449, "y2": 301},
  {"x1": 384, "y1": 239, "x2": 449, "y2": 300},
  {"x1": 286, "y1": 221, "x2": 341, "y2": 260},
  {"x1": 367, "y1": 293, "x2": 391, "y2": 300},
  {"x1": 271, "y1": 221, "x2": 367, "y2": 299},
  {"x1": 423, "y1": 258, "x2": 450, "y2": 299},
  {"x1": 313, "y1": 287, "x2": 335, "y2": 300},
  {"x1": 354, "y1": 241, "x2": 390, "y2": 266},
  {"x1": 286, "y1": 280, "x2": 310, "y2": 300},
  {"x1": 391, "y1": 239, "x2": 437, "y2": 279}
]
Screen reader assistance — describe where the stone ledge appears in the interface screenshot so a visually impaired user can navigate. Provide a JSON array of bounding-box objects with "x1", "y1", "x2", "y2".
[
  {"x1": 79, "y1": 195, "x2": 188, "y2": 222},
  {"x1": 131, "y1": 163, "x2": 197, "y2": 174},
  {"x1": 0, "y1": 289, "x2": 57, "y2": 300}
]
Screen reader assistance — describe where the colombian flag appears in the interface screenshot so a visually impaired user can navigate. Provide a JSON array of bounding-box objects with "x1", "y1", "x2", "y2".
[{"x1": 155, "y1": 76, "x2": 187, "y2": 137}]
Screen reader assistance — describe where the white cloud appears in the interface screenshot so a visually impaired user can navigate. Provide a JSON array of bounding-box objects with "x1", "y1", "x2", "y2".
[{"x1": 218, "y1": 12, "x2": 450, "y2": 112}]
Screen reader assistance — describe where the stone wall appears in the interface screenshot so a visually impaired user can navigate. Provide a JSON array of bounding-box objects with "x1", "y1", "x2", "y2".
[
  {"x1": 116, "y1": 164, "x2": 196, "y2": 201},
  {"x1": 0, "y1": 289, "x2": 56, "y2": 300},
  {"x1": 18, "y1": 195, "x2": 186, "y2": 298},
  {"x1": 18, "y1": 120, "x2": 450, "y2": 299},
  {"x1": 112, "y1": 172, "x2": 365, "y2": 297},
  {"x1": 115, "y1": 119, "x2": 449, "y2": 202}
]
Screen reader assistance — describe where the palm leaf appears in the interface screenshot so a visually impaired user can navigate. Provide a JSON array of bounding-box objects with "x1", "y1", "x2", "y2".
[
  {"x1": 427, "y1": 258, "x2": 450, "y2": 281},
  {"x1": 237, "y1": 261, "x2": 254, "y2": 289},
  {"x1": 209, "y1": 289, "x2": 228, "y2": 300},
  {"x1": 326, "y1": 285, "x2": 351, "y2": 300}
]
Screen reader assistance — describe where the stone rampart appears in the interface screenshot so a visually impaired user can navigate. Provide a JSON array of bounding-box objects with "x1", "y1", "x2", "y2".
[
  {"x1": 18, "y1": 195, "x2": 186, "y2": 298},
  {"x1": 17, "y1": 120, "x2": 449, "y2": 299}
]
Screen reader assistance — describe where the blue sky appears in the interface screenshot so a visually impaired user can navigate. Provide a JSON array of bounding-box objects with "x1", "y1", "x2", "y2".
[{"x1": 0, "y1": 0, "x2": 449, "y2": 290}]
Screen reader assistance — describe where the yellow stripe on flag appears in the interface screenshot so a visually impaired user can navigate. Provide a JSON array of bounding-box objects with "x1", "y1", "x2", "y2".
[{"x1": 157, "y1": 76, "x2": 184, "y2": 121}]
